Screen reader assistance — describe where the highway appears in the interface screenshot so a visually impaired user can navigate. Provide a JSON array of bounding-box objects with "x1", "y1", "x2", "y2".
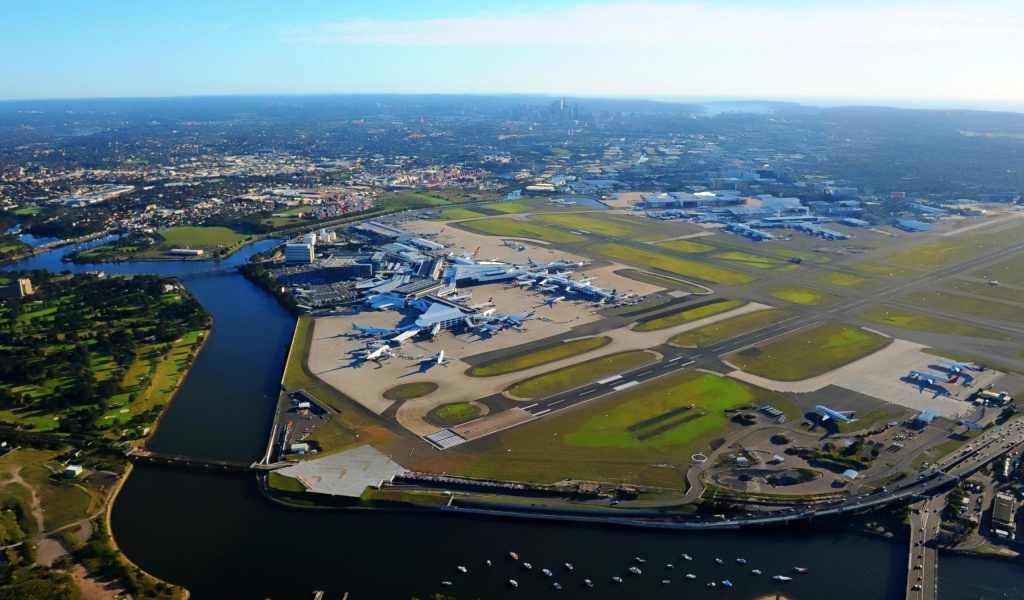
[{"x1": 907, "y1": 499, "x2": 938, "y2": 600}]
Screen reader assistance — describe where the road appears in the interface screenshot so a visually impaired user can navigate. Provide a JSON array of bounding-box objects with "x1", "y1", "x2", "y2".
[{"x1": 907, "y1": 499, "x2": 938, "y2": 600}]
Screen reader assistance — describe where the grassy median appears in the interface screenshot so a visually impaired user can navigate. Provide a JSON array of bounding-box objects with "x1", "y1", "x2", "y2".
[
  {"x1": 589, "y1": 243, "x2": 754, "y2": 285},
  {"x1": 633, "y1": 299, "x2": 744, "y2": 332},
  {"x1": 858, "y1": 304, "x2": 1010, "y2": 340},
  {"x1": 728, "y1": 323, "x2": 889, "y2": 381},
  {"x1": 508, "y1": 350, "x2": 656, "y2": 399},
  {"x1": 469, "y1": 337, "x2": 611, "y2": 377},
  {"x1": 460, "y1": 218, "x2": 586, "y2": 243},
  {"x1": 671, "y1": 309, "x2": 795, "y2": 347}
]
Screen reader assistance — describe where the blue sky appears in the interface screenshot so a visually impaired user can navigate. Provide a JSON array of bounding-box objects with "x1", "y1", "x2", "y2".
[{"x1": 3, "y1": 0, "x2": 1023, "y2": 108}]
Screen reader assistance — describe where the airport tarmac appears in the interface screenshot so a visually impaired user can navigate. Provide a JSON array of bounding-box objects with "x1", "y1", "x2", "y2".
[{"x1": 723, "y1": 336, "x2": 1005, "y2": 419}]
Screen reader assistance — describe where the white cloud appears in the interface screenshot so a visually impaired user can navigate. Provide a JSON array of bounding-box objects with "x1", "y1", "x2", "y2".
[{"x1": 283, "y1": 1, "x2": 1022, "y2": 48}]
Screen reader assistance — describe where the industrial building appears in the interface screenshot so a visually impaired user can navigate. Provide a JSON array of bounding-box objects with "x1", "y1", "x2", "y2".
[
  {"x1": 0, "y1": 278, "x2": 34, "y2": 299},
  {"x1": 992, "y1": 493, "x2": 1016, "y2": 538},
  {"x1": 284, "y1": 243, "x2": 315, "y2": 265}
]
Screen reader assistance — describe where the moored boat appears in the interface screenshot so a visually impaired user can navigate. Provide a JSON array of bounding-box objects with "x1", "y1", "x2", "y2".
[
  {"x1": 682, "y1": 553, "x2": 693, "y2": 561},
  {"x1": 792, "y1": 566, "x2": 810, "y2": 574},
  {"x1": 441, "y1": 581, "x2": 452, "y2": 586},
  {"x1": 457, "y1": 566, "x2": 467, "y2": 573},
  {"x1": 737, "y1": 558, "x2": 746, "y2": 564},
  {"x1": 612, "y1": 576, "x2": 623, "y2": 583},
  {"x1": 629, "y1": 566, "x2": 642, "y2": 575},
  {"x1": 509, "y1": 579, "x2": 518, "y2": 587},
  {"x1": 708, "y1": 582, "x2": 716, "y2": 588},
  {"x1": 662, "y1": 579, "x2": 671, "y2": 584},
  {"x1": 542, "y1": 568, "x2": 553, "y2": 577},
  {"x1": 666, "y1": 563, "x2": 674, "y2": 569},
  {"x1": 509, "y1": 551, "x2": 519, "y2": 560},
  {"x1": 485, "y1": 560, "x2": 491, "y2": 567},
  {"x1": 774, "y1": 575, "x2": 793, "y2": 581},
  {"x1": 565, "y1": 562, "x2": 573, "y2": 570},
  {"x1": 553, "y1": 582, "x2": 561, "y2": 590},
  {"x1": 584, "y1": 579, "x2": 594, "y2": 588},
  {"x1": 715, "y1": 558, "x2": 724, "y2": 565},
  {"x1": 752, "y1": 569, "x2": 762, "y2": 575},
  {"x1": 686, "y1": 574, "x2": 697, "y2": 579},
  {"x1": 634, "y1": 557, "x2": 646, "y2": 563},
  {"x1": 523, "y1": 562, "x2": 532, "y2": 569},
  {"x1": 723, "y1": 580, "x2": 733, "y2": 587}
]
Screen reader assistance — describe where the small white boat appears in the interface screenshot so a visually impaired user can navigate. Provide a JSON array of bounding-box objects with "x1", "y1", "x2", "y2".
[
  {"x1": 509, "y1": 551, "x2": 519, "y2": 560},
  {"x1": 629, "y1": 566, "x2": 642, "y2": 575},
  {"x1": 485, "y1": 560, "x2": 492, "y2": 567},
  {"x1": 708, "y1": 582, "x2": 716, "y2": 588},
  {"x1": 774, "y1": 575, "x2": 793, "y2": 581},
  {"x1": 612, "y1": 576, "x2": 623, "y2": 583},
  {"x1": 737, "y1": 558, "x2": 747, "y2": 564},
  {"x1": 565, "y1": 563, "x2": 573, "y2": 570},
  {"x1": 723, "y1": 579, "x2": 733, "y2": 587},
  {"x1": 752, "y1": 569, "x2": 762, "y2": 575},
  {"x1": 523, "y1": 562, "x2": 532, "y2": 569},
  {"x1": 666, "y1": 564, "x2": 674, "y2": 569},
  {"x1": 553, "y1": 582, "x2": 561, "y2": 590},
  {"x1": 441, "y1": 581, "x2": 452, "y2": 586},
  {"x1": 635, "y1": 557, "x2": 646, "y2": 563},
  {"x1": 584, "y1": 579, "x2": 594, "y2": 588},
  {"x1": 662, "y1": 579, "x2": 671, "y2": 584},
  {"x1": 457, "y1": 566, "x2": 467, "y2": 573},
  {"x1": 715, "y1": 558, "x2": 724, "y2": 565},
  {"x1": 682, "y1": 554, "x2": 693, "y2": 561},
  {"x1": 542, "y1": 568, "x2": 553, "y2": 577},
  {"x1": 686, "y1": 574, "x2": 697, "y2": 579},
  {"x1": 509, "y1": 579, "x2": 519, "y2": 587}
]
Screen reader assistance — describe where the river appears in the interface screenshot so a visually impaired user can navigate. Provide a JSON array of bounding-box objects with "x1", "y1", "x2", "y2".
[{"x1": 9, "y1": 241, "x2": 1024, "y2": 599}]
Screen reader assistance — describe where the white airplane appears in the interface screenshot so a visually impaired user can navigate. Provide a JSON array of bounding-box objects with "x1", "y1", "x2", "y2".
[
  {"x1": 815, "y1": 405, "x2": 857, "y2": 424},
  {"x1": 543, "y1": 296, "x2": 566, "y2": 307},
  {"x1": 577, "y1": 276, "x2": 597, "y2": 285},
  {"x1": 908, "y1": 370, "x2": 960, "y2": 386},
  {"x1": 988, "y1": 280, "x2": 1001, "y2": 285},
  {"x1": 537, "y1": 285, "x2": 558, "y2": 293},
  {"x1": 448, "y1": 291, "x2": 473, "y2": 303},
  {"x1": 424, "y1": 350, "x2": 452, "y2": 367},
  {"x1": 467, "y1": 297, "x2": 495, "y2": 310},
  {"x1": 364, "y1": 345, "x2": 394, "y2": 361},
  {"x1": 937, "y1": 359, "x2": 987, "y2": 373}
]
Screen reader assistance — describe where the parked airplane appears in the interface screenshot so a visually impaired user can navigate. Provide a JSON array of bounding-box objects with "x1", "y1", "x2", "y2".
[
  {"x1": 448, "y1": 291, "x2": 473, "y2": 303},
  {"x1": 542, "y1": 296, "x2": 566, "y2": 307},
  {"x1": 537, "y1": 285, "x2": 558, "y2": 293},
  {"x1": 937, "y1": 359, "x2": 987, "y2": 373},
  {"x1": 815, "y1": 405, "x2": 857, "y2": 424},
  {"x1": 988, "y1": 280, "x2": 1001, "y2": 285},
  {"x1": 467, "y1": 297, "x2": 495, "y2": 310},
  {"x1": 500, "y1": 309, "x2": 537, "y2": 326},
  {"x1": 423, "y1": 350, "x2": 452, "y2": 367},
  {"x1": 351, "y1": 323, "x2": 406, "y2": 337},
  {"x1": 958, "y1": 420, "x2": 984, "y2": 430},
  {"x1": 908, "y1": 370, "x2": 960, "y2": 385},
  {"x1": 364, "y1": 345, "x2": 394, "y2": 361}
]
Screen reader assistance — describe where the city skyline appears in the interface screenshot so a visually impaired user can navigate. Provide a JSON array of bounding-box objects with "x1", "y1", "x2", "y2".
[{"x1": 3, "y1": 0, "x2": 1024, "y2": 111}]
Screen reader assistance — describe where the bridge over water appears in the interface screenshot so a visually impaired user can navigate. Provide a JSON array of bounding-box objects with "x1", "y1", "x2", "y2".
[{"x1": 126, "y1": 449, "x2": 295, "y2": 472}]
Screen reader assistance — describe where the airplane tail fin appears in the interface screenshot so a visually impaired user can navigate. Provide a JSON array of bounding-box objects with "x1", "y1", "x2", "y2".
[
  {"x1": 513, "y1": 280, "x2": 519, "y2": 287},
  {"x1": 473, "y1": 246, "x2": 480, "y2": 257},
  {"x1": 947, "y1": 375, "x2": 960, "y2": 384},
  {"x1": 351, "y1": 322, "x2": 359, "y2": 330}
]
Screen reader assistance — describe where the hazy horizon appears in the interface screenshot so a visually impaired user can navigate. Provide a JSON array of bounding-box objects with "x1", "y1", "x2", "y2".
[{"x1": 3, "y1": 0, "x2": 1022, "y2": 109}]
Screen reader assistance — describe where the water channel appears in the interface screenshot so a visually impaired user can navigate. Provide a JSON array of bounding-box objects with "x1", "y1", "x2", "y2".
[{"x1": 8, "y1": 240, "x2": 1024, "y2": 599}]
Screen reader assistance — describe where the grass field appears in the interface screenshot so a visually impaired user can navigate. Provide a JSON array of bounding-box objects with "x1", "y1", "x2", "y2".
[
  {"x1": 766, "y1": 285, "x2": 839, "y2": 306},
  {"x1": 898, "y1": 291, "x2": 1023, "y2": 324},
  {"x1": 11, "y1": 451, "x2": 97, "y2": 531},
  {"x1": 438, "y1": 371, "x2": 798, "y2": 487},
  {"x1": 655, "y1": 239, "x2": 716, "y2": 253},
  {"x1": 728, "y1": 323, "x2": 889, "y2": 381},
  {"x1": 380, "y1": 191, "x2": 452, "y2": 208},
  {"x1": 858, "y1": 304, "x2": 1011, "y2": 340},
  {"x1": 158, "y1": 226, "x2": 246, "y2": 249},
  {"x1": 480, "y1": 200, "x2": 567, "y2": 214},
  {"x1": 973, "y1": 253, "x2": 1024, "y2": 285},
  {"x1": 438, "y1": 207, "x2": 486, "y2": 220},
  {"x1": 880, "y1": 240, "x2": 994, "y2": 270},
  {"x1": 532, "y1": 213, "x2": 641, "y2": 238},
  {"x1": 945, "y1": 279, "x2": 1024, "y2": 303},
  {"x1": 383, "y1": 382, "x2": 438, "y2": 400},
  {"x1": 589, "y1": 243, "x2": 754, "y2": 285},
  {"x1": 508, "y1": 350, "x2": 656, "y2": 399},
  {"x1": 460, "y1": 218, "x2": 585, "y2": 243},
  {"x1": 615, "y1": 270, "x2": 708, "y2": 294},
  {"x1": 851, "y1": 262, "x2": 921, "y2": 278},
  {"x1": 469, "y1": 337, "x2": 611, "y2": 377},
  {"x1": 814, "y1": 271, "x2": 877, "y2": 289},
  {"x1": 670, "y1": 309, "x2": 795, "y2": 347},
  {"x1": 632, "y1": 299, "x2": 744, "y2": 332},
  {"x1": 431, "y1": 402, "x2": 481, "y2": 422},
  {"x1": 712, "y1": 252, "x2": 784, "y2": 269}
]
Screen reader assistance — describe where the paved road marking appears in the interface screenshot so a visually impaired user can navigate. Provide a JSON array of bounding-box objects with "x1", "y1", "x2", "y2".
[
  {"x1": 533, "y1": 409, "x2": 551, "y2": 416},
  {"x1": 523, "y1": 403, "x2": 537, "y2": 410},
  {"x1": 613, "y1": 381, "x2": 639, "y2": 391}
]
